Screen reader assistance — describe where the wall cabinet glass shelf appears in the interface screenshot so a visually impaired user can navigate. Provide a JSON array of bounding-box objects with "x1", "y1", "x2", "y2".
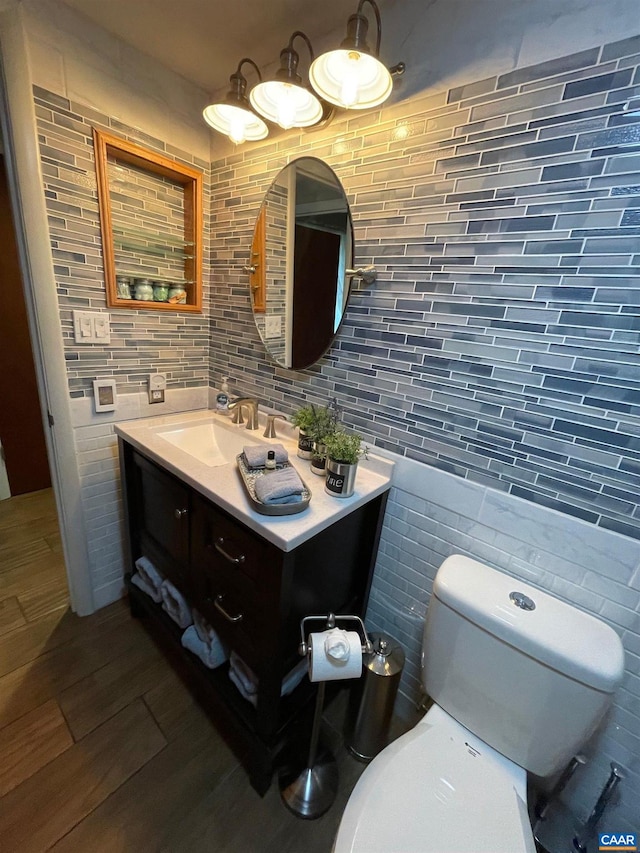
[{"x1": 93, "y1": 129, "x2": 203, "y2": 312}]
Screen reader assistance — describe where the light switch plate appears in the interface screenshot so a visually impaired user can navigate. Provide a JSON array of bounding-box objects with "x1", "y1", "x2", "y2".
[{"x1": 73, "y1": 310, "x2": 111, "y2": 344}]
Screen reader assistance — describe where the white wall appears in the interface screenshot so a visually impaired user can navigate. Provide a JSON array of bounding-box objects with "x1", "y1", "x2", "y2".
[
  {"x1": 380, "y1": 0, "x2": 640, "y2": 101},
  {"x1": 22, "y1": 0, "x2": 211, "y2": 161}
]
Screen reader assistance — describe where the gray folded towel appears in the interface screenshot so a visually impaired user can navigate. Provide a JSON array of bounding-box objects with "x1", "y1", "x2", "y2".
[
  {"x1": 254, "y1": 466, "x2": 305, "y2": 504},
  {"x1": 243, "y1": 443, "x2": 289, "y2": 469},
  {"x1": 160, "y1": 579, "x2": 193, "y2": 629},
  {"x1": 181, "y1": 625, "x2": 228, "y2": 669}
]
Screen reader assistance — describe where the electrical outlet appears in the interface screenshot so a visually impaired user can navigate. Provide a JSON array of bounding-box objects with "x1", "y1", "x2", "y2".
[{"x1": 148, "y1": 373, "x2": 167, "y2": 404}]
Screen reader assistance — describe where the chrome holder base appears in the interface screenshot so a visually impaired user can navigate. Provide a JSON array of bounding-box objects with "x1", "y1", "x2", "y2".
[{"x1": 279, "y1": 748, "x2": 338, "y2": 820}]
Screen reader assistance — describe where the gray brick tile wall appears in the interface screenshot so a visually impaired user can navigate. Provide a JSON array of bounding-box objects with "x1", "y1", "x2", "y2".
[
  {"x1": 35, "y1": 89, "x2": 211, "y2": 399},
  {"x1": 208, "y1": 37, "x2": 640, "y2": 543}
]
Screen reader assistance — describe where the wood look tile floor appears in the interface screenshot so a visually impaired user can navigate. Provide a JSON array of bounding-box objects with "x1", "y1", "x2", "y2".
[{"x1": 0, "y1": 489, "x2": 371, "y2": 852}]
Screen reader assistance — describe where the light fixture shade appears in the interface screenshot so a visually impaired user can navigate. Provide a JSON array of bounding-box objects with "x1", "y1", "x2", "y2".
[
  {"x1": 250, "y1": 80, "x2": 323, "y2": 129},
  {"x1": 309, "y1": 49, "x2": 392, "y2": 109},
  {"x1": 203, "y1": 58, "x2": 269, "y2": 144},
  {"x1": 202, "y1": 103, "x2": 268, "y2": 144}
]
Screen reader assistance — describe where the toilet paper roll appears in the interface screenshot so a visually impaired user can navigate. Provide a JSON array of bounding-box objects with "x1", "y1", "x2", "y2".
[{"x1": 308, "y1": 629, "x2": 363, "y2": 682}]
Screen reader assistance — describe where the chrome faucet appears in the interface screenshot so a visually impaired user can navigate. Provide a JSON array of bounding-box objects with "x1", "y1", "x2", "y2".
[{"x1": 228, "y1": 397, "x2": 259, "y2": 430}]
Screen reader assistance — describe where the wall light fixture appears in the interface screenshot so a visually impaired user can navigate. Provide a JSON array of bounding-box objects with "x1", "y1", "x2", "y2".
[
  {"x1": 203, "y1": 58, "x2": 269, "y2": 144},
  {"x1": 250, "y1": 32, "x2": 324, "y2": 130},
  {"x1": 309, "y1": 0, "x2": 404, "y2": 110},
  {"x1": 203, "y1": 3, "x2": 404, "y2": 143}
]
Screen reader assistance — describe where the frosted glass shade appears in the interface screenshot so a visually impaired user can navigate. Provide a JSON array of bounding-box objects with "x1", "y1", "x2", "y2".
[
  {"x1": 310, "y1": 49, "x2": 392, "y2": 109},
  {"x1": 202, "y1": 103, "x2": 268, "y2": 144},
  {"x1": 250, "y1": 81, "x2": 323, "y2": 129}
]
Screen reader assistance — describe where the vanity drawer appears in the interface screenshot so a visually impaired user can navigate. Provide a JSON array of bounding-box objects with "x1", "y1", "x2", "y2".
[
  {"x1": 190, "y1": 494, "x2": 280, "y2": 668},
  {"x1": 191, "y1": 493, "x2": 270, "y2": 583}
]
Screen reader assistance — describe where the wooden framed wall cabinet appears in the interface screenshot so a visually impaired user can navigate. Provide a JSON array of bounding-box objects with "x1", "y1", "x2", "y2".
[{"x1": 93, "y1": 128, "x2": 203, "y2": 312}]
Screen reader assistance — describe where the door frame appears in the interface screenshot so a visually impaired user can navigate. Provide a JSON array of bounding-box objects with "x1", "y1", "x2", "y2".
[{"x1": 0, "y1": 4, "x2": 94, "y2": 614}]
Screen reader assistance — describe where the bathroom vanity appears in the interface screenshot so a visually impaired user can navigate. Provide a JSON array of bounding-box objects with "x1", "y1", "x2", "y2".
[{"x1": 115, "y1": 411, "x2": 392, "y2": 794}]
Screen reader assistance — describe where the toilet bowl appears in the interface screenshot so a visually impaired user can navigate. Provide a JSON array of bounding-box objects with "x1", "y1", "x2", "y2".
[
  {"x1": 335, "y1": 703, "x2": 536, "y2": 853},
  {"x1": 335, "y1": 555, "x2": 625, "y2": 853}
]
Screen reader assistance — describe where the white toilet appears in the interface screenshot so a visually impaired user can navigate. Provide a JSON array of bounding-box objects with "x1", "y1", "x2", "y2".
[{"x1": 334, "y1": 555, "x2": 625, "y2": 853}]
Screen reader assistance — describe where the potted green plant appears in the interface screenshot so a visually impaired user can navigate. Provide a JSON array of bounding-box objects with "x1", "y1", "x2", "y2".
[
  {"x1": 310, "y1": 406, "x2": 339, "y2": 476},
  {"x1": 290, "y1": 403, "x2": 338, "y2": 467},
  {"x1": 323, "y1": 429, "x2": 367, "y2": 498},
  {"x1": 290, "y1": 404, "x2": 319, "y2": 460}
]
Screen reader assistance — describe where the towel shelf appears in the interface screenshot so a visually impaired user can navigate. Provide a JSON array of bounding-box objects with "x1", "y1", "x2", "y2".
[{"x1": 118, "y1": 439, "x2": 389, "y2": 795}]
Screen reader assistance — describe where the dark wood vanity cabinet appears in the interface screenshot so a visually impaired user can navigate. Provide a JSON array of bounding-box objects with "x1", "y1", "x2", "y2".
[{"x1": 119, "y1": 439, "x2": 388, "y2": 793}]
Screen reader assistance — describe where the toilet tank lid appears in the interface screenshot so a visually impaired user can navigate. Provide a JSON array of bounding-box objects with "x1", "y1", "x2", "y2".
[{"x1": 433, "y1": 555, "x2": 625, "y2": 694}]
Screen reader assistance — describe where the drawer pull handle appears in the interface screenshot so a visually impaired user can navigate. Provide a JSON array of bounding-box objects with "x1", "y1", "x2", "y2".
[
  {"x1": 214, "y1": 595, "x2": 243, "y2": 623},
  {"x1": 214, "y1": 537, "x2": 245, "y2": 565},
  {"x1": 174, "y1": 508, "x2": 188, "y2": 519}
]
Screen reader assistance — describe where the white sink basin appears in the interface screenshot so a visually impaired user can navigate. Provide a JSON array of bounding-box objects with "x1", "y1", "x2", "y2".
[{"x1": 156, "y1": 419, "x2": 261, "y2": 467}]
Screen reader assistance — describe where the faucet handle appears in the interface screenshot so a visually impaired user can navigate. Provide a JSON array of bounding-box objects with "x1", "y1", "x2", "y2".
[
  {"x1": 263, "y1": 414, "x2": 287, "y2": 439},
  {"x1": 230, "y1": 404, "x2": 245, "y2": 425}
]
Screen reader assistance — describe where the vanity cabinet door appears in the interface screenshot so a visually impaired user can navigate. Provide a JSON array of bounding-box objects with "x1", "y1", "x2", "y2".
[
  {"x1": 131, "y1": 452, "x2": 191, "y2": 591},
  {"x1": 190, "y1": 493, "x2": 281, "y2": 670}
]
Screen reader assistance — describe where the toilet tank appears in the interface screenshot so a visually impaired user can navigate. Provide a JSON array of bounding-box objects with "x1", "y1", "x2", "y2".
[{"x1": 423, "y1": 555, "x2": 625, "y2": 777}]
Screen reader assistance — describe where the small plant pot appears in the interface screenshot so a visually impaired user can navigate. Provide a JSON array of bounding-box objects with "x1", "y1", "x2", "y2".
[
  {"x1": 310, "y1": 442, "x2": 327, "y2": 476},
  {"x1": 297, "y1": 429, "x2": 314, "y2": 460},
  {"x1": 325, "y1": 458, "x2": 358, "y2": 498}
]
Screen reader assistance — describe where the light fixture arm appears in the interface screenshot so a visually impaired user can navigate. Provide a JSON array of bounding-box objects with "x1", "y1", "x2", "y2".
[
  {"x1": 288, "y1": 30, "x2": 315, "y2": 62},
  {"x1": 356, "y1": 0, "x2": 382, "y2": 55},
  {"x1": 230, "y1": 57, "x2": 262, "y2": 96},
  {"x1": 275, "y1": 31, "x2": 315, "y2": 85}
]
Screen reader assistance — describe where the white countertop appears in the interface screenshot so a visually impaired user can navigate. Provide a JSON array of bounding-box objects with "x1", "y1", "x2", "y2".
[{"x1": 114, "y1": 409, "x2": 394, "y2": 552}]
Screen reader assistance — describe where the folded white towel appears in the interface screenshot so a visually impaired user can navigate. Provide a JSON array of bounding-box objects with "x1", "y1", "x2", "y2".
[
  {"x1": 131, "y1": 571, "x2": 162, "y2": 603},
  {"x1": 243, "y1": 443, "x2": 289, "y2": 469},
  {"x1": 181, "y1": 625, "x2": 228, "y2": 669},
  {"x1": 160, "y1": 579, "x2": 193, "y2": 629},
  {"x1": 324, "y1": 628, "x2": 352, "y2": 661},
  {"x1": 134, "y1": 556, "x2": 164, "y2": 592}
]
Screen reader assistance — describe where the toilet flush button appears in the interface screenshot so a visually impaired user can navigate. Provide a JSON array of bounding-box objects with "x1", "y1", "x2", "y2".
[{"x1": 509, "y1": 591, "x2": 536, "y2": 611}]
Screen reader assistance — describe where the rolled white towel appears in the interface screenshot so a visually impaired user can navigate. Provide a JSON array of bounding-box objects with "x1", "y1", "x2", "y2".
[
  {"x1": 160, "y1": 579, "x2": 193, "y2": 629},
  {"x1": 181, "y1": 625, "x2": 228, "y2": 669},
  {"x1": 134, "y1": 556, "x2": 164, "y2": 593},
  {"x1": 324, "y1": 628, "x2": 352, "y2": 661},
  {"x1": 130, "y1": 571, "x2": 162, "y2": 603}
]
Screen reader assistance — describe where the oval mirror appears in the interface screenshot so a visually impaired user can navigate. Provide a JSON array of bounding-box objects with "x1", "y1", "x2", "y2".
[{"x1": 249, "y1": 157, "x2": 353, "y2": 370}]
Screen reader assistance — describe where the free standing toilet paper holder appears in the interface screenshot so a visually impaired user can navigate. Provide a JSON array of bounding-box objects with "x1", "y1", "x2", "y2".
[{"x1": 279, "y1": 613, "x2": 372, "y2": 820}]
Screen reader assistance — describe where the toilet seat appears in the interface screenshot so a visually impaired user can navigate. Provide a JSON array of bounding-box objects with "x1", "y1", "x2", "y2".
[{"x1": 334, "y1": 704, "x2": 537, "y2": 853}]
